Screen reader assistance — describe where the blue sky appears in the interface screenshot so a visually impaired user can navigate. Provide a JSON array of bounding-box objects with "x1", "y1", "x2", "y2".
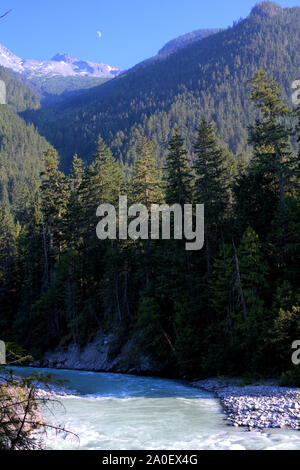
[{"x1": 0, "y1": 0, "x2": 298, "y2": 69}]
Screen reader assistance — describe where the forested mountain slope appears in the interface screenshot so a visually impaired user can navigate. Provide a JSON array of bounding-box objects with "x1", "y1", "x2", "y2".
[
  {"x1": 0, "y1": 1, "x2": 299, "y2": 382},
  {"x1": 132, "y1": 28, "x2": 222, "y2": 70},
  {"x1": 0, "y1": 66, "x2": 49, "y2": 211},
  {"x1": 157, "y1": 28, "x2": 221, "y2": 57},
  {"x1": 23, "y1": 2, "x2": 300, "y2": 171},
  {"x1": 28, "y1": 75, "x2": 111, "y2": 106},
  {"x1": 1, "y1": 69, "x2": 299, "y2": 380},
  {"x1": 0, "y1": 66, "x2": 40, "y2": 112}
]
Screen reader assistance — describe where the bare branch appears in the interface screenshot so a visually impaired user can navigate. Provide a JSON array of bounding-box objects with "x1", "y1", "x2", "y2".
[{"x1": 0, "y1": 9, "x2": 12, "y2": 19}]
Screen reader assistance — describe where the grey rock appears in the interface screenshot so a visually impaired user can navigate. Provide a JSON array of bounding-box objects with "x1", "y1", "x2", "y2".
[
  {"x1": 191, "y1": 378, "x2": 300, "y2": 431},
  {"x1": 34, "y1": 329, "x2": 164, "y2": 377}
]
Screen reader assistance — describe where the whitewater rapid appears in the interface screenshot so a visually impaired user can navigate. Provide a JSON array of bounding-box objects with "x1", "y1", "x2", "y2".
[{"x1": 11, "y1": 367, "x2": 300, "y2": 450}]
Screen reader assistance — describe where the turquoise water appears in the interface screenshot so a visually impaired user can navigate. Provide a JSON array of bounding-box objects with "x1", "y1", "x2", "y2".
[{"x1": 10, "y1": 366, "x2": 300, "y2": 450}]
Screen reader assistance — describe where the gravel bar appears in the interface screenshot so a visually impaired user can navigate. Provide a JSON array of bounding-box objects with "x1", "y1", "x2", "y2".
[{"x1": 191, "y1": 378, "x2": 300, "y2": 430}]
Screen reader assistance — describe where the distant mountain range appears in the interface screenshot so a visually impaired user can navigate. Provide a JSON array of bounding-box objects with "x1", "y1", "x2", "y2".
[
  {"x1": 0, "y1": 29, "x2": 222, "y2": 80},
  {"x1": 0, "y1": 28, "x2": 226, "y2": 101},
  {"x1": 22, "y1": 1, "x2": 299, "y2": 171},
  {"x1": 0, "y1": 44, "x2": 123, "y2": 78}
]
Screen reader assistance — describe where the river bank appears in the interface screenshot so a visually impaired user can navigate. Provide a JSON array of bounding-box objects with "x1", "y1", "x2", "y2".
[
  {"x1": 0, "y1": 380, "x2": 45, "y2": 449},
  {"x1": 30, "y1": 330, "x2": 172, "y2": 377},
  {"x1": 31, "y1": 356, "x2": 300, "y2": 433},
  {"x1": 191, "y1": 378, "x2": 300, "y2": 431},
  {"x1": 11, "y1": 366, "x2": 300, "y2": 450},
  {"x1": 28, "y1": 330, "x2": 300, "y2": 433}
]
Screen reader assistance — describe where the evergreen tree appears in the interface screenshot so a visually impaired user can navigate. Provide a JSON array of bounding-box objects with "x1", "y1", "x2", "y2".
[
  {"x1": 92, "y1": 136, "x2": 123, "y2": 205},
  {"x1": 165, "y1": 128, "x2": 193, "y2": 206},
  {"x1": 130, "y1": 138, "x2": 163, "y2": 207},
  {"x1": 208, "y1": 244, "x2": 235, "y2": 374},
  {"x1": 39, "y1": 148, "x2": 69, "y2": 338},
  {"x1": 64, "y1": 155, "x2": 85, "y2": 250},
  {"x1": 245, "y1": 71, "x2": 299, "y2": 280},
  {"x1": 0, "y1": 210, "x2": 18, "y2": 333},
  {"x1": 193, "y1": 118, "x2": 230, "y2": 274},
  {"x1": 163, "y1": 129, "x2": 194, "y2": 296},
  {"x1": 248, "y1": 69, "x2": 297, "y2": 206},
  {"x1": 234, "y1": 227, "x2": 269, "y2": 371}
]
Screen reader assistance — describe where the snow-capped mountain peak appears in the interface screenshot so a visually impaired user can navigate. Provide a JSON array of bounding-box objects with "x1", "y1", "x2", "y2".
[{"x1": 0, "y1": 44, "x2": 122, "y2": 78}]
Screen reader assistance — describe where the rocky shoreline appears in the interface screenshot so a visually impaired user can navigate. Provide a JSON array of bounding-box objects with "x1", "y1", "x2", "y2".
[
  {"x1": 191, "y1": 378, "x2": 300, "y2": 431},
  {"x1": 29, "y1": 331, "x2": 300, "y2": 433},
  {"x1": 31, "y1": 330, "x2": 169, "y2": 376}
]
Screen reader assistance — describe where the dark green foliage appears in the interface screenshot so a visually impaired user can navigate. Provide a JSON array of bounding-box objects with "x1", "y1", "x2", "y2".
[
  {"x1": 0, "y1": 36, "x2": 300, "y2": 380},
  {"x1": 165, "y1": 129, "x2": 193, "y2": 205},
  {"x1": 23, "y1": 5, "x2": 300, "y2": 173},
  {"x1": 194, "y1": 119, "x2": 232, "y2": 273},
  {"x1": 0, "y1": 68, "x2": 49, "y2": 213},
  {"x1": 130, "y1": 138, "x2": 163, "y2": 206},
  {"x1": 28, "y1": 75, "x2": 110, "y2": 106},
  {"x1": 280, "y1": 366, "x2": 300, "y2": 387},
  {"x1": 0, "y1": 66, "x2": 40, "y2": 112}
]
